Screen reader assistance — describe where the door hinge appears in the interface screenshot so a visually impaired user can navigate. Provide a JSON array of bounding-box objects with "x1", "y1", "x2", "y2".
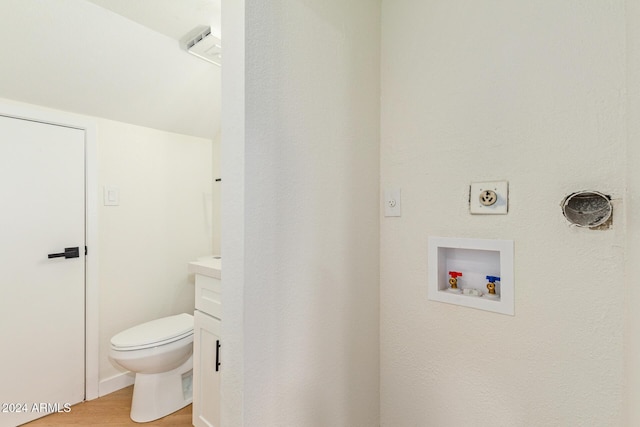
[{"x1": 85, "y1": 246, "x2": 88, "y2": 256}]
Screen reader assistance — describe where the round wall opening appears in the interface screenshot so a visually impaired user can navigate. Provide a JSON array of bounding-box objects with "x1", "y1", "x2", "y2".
[{"x1": 561, "y1": 191, "x2": 612, "y2": 228}]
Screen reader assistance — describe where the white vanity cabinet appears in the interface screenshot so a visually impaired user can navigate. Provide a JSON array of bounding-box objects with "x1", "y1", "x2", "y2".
[{"x1": 189, "y1": 258, "x2": 221, "y2": 427}]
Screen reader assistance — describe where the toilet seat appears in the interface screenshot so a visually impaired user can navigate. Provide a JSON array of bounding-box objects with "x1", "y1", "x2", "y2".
[{"x1": 111, "y1": 313, "x2": 194, "y2": 351}]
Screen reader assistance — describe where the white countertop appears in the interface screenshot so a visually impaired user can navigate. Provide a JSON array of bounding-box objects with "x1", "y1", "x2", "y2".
[{"x1": 188, "y1": 256, "x2": 221, "y2": 279}]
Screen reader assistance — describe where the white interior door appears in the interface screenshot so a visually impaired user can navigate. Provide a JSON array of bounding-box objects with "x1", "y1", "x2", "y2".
[{"x1": 0, "y1": 115, "x2": 85, "y2": 426}]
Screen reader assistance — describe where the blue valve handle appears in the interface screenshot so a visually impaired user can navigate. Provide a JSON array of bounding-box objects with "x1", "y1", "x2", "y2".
[{"x1": 486, "y1": 275, "x2": 500, "y2": 283}]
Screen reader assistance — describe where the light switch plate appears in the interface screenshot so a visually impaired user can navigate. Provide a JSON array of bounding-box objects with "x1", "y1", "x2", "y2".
[
  {"x1": 103, "y1": 186, "x2": 119, "y2": 206},
  {"x1": 470, "y1": 181, "x2": 508, "y2": 214}
]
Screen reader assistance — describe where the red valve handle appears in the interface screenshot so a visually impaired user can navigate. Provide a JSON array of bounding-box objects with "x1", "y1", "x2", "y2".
[{"x1": 448, "y1": 271, "x2": 463, "y2": 278}]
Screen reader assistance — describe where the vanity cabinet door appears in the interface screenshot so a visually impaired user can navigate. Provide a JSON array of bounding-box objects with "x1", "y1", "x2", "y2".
[{"x1": 193, "y1": 310, "x2": 221, "y2": 427}]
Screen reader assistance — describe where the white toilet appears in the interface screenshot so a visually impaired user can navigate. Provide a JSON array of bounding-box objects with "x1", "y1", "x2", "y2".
[{"x1": 110, "y1": 313, "x2": 194, "y2": 423}]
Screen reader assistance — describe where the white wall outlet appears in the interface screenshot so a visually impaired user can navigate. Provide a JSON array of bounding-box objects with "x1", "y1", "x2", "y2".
[
  {"x1": 384, "y1": 188, "x2": 401, "y2": 217},
  {"x1": 470, "y1": 181, "x2": 508, "y2": 214}
]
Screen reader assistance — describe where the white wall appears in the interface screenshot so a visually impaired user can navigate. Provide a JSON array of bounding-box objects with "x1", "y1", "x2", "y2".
[
  {"x1": 381, "y1": 1, "x2": 627, "y2": 425},
  {"x1": 220, "y1": 0, "x2": 245, "y2": 424},
  {"x1": 212, "y1": 130, "x2": 222, "y2": 255},
  {"x1": 97, "y1": 118, "x2": 213, "y2": 384},
  {"x1": 625, "y1": 0, "x2": 640, "y2": 424},
  {"x1": 223, "y1": 0, "x2": 381, "y2": 425}
]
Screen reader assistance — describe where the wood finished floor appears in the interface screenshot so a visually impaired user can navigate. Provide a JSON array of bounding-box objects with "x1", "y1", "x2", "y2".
[{"x1": 22, "y1": 386, "x2": 192, "y2": 427}]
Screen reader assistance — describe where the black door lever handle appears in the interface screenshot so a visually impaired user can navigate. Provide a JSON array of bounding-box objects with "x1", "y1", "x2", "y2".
[{"x1": 48, "y1": 247, "x2": 80, "y2": 259}]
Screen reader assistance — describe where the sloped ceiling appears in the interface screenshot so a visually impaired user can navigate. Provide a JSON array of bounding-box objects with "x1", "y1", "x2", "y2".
[
  {"x1": 0, "y1": 0, "x2": 220, "y2": 139},
  {"x1": 85, "y1": 0, "x2": 221, "y2": 40}
]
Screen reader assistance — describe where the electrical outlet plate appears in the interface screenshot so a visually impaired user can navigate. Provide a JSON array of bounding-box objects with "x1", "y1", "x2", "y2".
[
  {"x1": 470, "y1": 181, "x2": 508, "y2": 214},
  {"x1": 384, "y1": 188, "x2": 401, "y2": 217}
]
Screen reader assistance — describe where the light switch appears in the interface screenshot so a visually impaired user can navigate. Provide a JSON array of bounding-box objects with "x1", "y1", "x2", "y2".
[{"x1": 103, "y1": 186, "x2": 119, "y2": 206}]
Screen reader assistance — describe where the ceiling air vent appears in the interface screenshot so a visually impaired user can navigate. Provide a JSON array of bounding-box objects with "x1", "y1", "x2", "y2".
[{"x1": 180, "y1": 26, "x2": 221, "y2": 67}]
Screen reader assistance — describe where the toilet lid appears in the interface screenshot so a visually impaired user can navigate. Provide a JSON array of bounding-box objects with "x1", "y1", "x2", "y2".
[{"x1": 111, "y1": 313, "x2": 194, "y2": 350}]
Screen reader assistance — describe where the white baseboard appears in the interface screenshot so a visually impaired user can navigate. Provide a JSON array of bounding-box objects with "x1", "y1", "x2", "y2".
[{"x1": 98, "y1": 372, "x2": 135, "y2": 398}]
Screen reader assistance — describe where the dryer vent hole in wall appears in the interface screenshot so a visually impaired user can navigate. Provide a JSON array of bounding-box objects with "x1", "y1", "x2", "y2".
[{"x1": 561, "y1": 191, "x2": 613, "y2": 229}]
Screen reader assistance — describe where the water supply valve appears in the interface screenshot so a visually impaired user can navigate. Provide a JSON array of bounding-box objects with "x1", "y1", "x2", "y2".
[
  {"x1": 486, "y1": 275, "x2": 500, "y2": 295},
  {"x1": 448, "y1": 271, "x2": 463, "y2": 289}
]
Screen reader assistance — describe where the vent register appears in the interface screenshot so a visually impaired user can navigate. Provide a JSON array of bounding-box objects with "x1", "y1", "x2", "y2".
[{"x1": 180, "y1": 26, "x2": 221, "y2": 66}]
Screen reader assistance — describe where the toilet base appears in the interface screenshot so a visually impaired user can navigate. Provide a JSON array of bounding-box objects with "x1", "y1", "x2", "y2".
[{"x1": 130, "y1": 355, "x2": 193, "y2": 423}]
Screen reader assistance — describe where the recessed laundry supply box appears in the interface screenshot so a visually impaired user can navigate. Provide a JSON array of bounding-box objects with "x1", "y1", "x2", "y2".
[{"x1": 427, "y1": 237, "x2": 514, "y2": 316}]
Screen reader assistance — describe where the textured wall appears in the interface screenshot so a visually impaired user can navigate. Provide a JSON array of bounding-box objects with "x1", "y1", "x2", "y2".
[
  {"x1": 381, "y1": 1, "x2": 627, "y2": 425},
  {"x1": 227, "y1": 0, "x2": 381, "y2": 425},
  {"x1": 625, "y1": 0, "x2": 640, "y2": 424},
  {"x1": 220, "y1": 0, "x2": 245, "y2": 424}
]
